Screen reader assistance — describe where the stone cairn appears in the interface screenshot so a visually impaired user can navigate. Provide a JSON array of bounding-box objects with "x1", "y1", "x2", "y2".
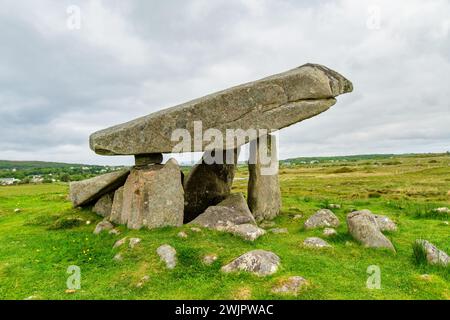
[{"x1": 70, "y1": 64, "x2": 352, "y2": 230}]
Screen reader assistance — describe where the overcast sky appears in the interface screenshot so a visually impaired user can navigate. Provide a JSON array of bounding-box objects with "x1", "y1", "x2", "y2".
[{"x1": 1, "y1": 0, "x2": 449, "y2": 165}]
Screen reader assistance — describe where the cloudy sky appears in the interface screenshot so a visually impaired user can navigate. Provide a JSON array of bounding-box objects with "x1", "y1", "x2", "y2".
[{"x1": 1, "y1": 0, "x2": 449, "y2": 165}]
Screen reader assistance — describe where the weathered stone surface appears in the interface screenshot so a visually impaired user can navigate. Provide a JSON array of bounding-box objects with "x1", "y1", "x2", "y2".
[
  {"x1": 374, "y1": 214, "x2": 397, "y2": 232},
  {"x1": 134, "y1": 153, "x2": 163, "y2": 166},
  {"x1": 93, "y1": 192, "x2": 114, "y2": 218},
  {"x1": 93, "y1": 220, "x2": 114, "y2": 235},
  {"x1": 110, "y1": 186, "x2": 125, "y2": 224},
  {"x1": 347, "y1": 210, "x2": 395, "y2": 251},
  {"x1": 203, "y1": 254, "x2": 218, "y2": 265},
  {"x1": 115, "y1": 159, "x2": 184, "y2": 230},
  {"x1": 304, "y1": 209, "x2": 340, "y2": 229},
  {"x1": 323, "y1": 228, "x2": 337, "y2": 237},
  {"x1": 90, "y1": 64, "x2": 352, "y2": 156},
  {"x1": 183, "y1": 149, "x2": 238, "y2": 223},
  {"x1": 248, "y1": 134, "x2": 281, "y2": 221},
  {"x1": 113, "y1": 237, "x2": 127, "y2": 249},
  {"x1": 177, "y1": 231, "x2": 188, "y2": 238},
  {"x1": 221, "y1": 250, "x2": 280, "y2": 277},
  {"x1": 69, "y1": 170, "x2": 130, "y2": 207},
  {"x1": 303, "y1": 237, "x2": 331, "y2": 248},
  {"x1": 227, "y1": 224, "x2": 266, "y2": 241},
  {"x1": 272, "y1": 276, "x2": 308, "y2": 295},
  {"x1": 157, "y1": 244, "x2": 177, "y2": 269},
  {"x1": 129, "y1": 238, "x2": 142, "y2": 249},
  {"x1": 414, "y1": 240, "x2": 449, "y2": 267},
  {"x1": 189, "y1": 193, "x2": 256, "y2": 229},
  {"x1": 269, "y1": 228, "x2": 289, "y2": 234}
]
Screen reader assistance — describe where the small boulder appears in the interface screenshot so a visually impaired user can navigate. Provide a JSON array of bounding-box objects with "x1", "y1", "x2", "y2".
[
  {"x1": 272, "y1": 276, "x2": 308, "y2": 295},
  {"x1": 14, "y1": 208, "x2": 21, "y2": 213},
  {"x1": 269, "y1": 228, "x2": 289, "y2": 234},
  {"x1": 221, "y1": 250, "x2": 280, "y2": 277},
  {"x1": 374, "y1": 214, "x2": 397, "y2": 232},
  {"x1": 113, "y1": 253, "x2": 123, "y2": 261},
  {"x1": 109, "y1": 228, "x2": 121, "y2": 235},
  {"x1": 227, "y1": 224, "x2": 266, "y2": 241},
  {"x1": 157, "y1": 244, "x2": 177, "y2": 269},
  {"x1": 177, "y1": 231, "x2": 188, "y2": 239},
  {"x1": 202, "y1": 254, "x2": 218, "y2": 265},
  {"x1": 190, "y1": 227, "x2": 202, "y2": 233},
  {"x1": 304, "y1": 209, "x2": 340, "y2": 229},
  {"x1": 93, "y1": 220, "x2": 114, "y2": 235},
  {"x1": 347, "y1": 210, "x2": 395, "y2": 251},
  {"x1": 433, "y1": 207, "x2": 450, "y2": 214},
  {"x1": 303, "y1": 237, "x2": 331, "y2": 248},
  {"x1": 323, "y1": 228, "x2": 337, "y2": 237},
  {"x1": 328, "y1": 204, "x2": 341, "y2": 209},
  {"x1": 293, "y1": 214, "x2": 303, "y2": 220},
  {"x1": 414, "y1": 240, "x2": 449, "y2": 267},
  {"x1": 113, "y1": 237, "x2": 127, "y2": 249},
  {"x1": 129, "y1": 238, "x2": 142, "y2": 249}
]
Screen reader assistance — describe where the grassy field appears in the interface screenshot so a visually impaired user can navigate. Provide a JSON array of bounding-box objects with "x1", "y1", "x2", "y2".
[{"x1": 0, "y1": 154, "x2": 448, "y2": 300}]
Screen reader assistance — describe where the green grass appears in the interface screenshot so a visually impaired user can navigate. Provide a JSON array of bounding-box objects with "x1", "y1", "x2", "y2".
[{"x1": 0, "y1": 154, "x2": 449, "y2": 300}]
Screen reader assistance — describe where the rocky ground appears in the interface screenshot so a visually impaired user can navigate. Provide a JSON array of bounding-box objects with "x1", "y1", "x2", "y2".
[{"x1": 0, "y1": 154, "x2": 448, "y2": 300}]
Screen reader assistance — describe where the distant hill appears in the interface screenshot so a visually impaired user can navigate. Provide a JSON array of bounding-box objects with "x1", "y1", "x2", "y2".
[
  {"x1": 0, "y1": 160, "x2": 92, "y2": 170},
  {"x1": 280, "y1": 153, "x2": 448, "y2": 164}
]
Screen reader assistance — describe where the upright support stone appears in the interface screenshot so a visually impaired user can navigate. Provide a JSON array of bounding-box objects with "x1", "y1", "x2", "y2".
[
  {"x1": 111, "y1": 158, "x2": 184, "y2": 230},
  {"x1": 134, "y1": 153, "x2": 163, "y2": 167},
  {"x1": 183, "y1": 148, "x2": 239, "y2": 223},
  {"x1": 247, "y1": 134, "x2": 281, "y2": 221}
]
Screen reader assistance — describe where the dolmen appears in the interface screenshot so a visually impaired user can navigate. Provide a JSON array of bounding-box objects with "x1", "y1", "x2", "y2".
[{"x1": 70, "y1": 63, "x2": 353, "y2": 230}]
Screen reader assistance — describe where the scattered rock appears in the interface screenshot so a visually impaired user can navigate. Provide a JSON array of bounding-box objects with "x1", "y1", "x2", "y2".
[
  {"x1": 221, "y1": 250, "x2": 280, "y2": 277},
  {"x1": 183, "y1": 149, "x2": 238, "y2": 223},
  {"x1": 93, "y1": 220, "x2": 114, "y2": 235},
  {"x1": 14, "y1": 208, "x2": 21, "y2": 213},
  {"x1": 129, "y1": 238, "x2": 142, "y2": 249},
  {"x1": 374, "y1": 214, "x2": 397, "y2": 232},
  {"x1": 259, "y1": 221, "x2": 276, "y2": 228},
  {"x1": 347, "y1": 210, "x2": 395, "y2": 251},
  {"x1": 191, "y1": 227, "x2": 202, "y2": 233},
  {"x1": 303, "y1": 237, "x2": 331, "y2": 248},
  {"x1": 328, "y1": 204, "x2": 341, "y2": 209},
  {"x1": 177, "y1": 231, "x2": 188, "y2": 239},
  {"x1": 227, "y1": 224, "x2": 266, "y2": 241},
  {"x1": 247, "y1": 134, "x2": 282, "y2": 221},
  {"x1": 190, "y1": 193, "x2": 256, "y2": 229},
  {"x1": 109, "y1": 228, "x2": 121, "y2": 235},
  {"x1": 157, "y1": 244, "x2": 177, "y2": 269},
  {"x1": 414, "y1": 240, "x2": 449, "y2": 267},
  {"x1": 202, "y1": 254, "x2": 218, "y2": 265},
  {"x1": 69, "y1": 169, "x2": 130, "y2": 207},
  {"x1": 433, "y1": 207, "x2": 450, "y2": 214},
  {"x1": 293, "y1": 214, "x2": 303, "y2": 220},
  {"x1": 323, "y1": 228, "x2": 337, "y2": 237},
  {"x1": 136, "y1": 275, "x2": 150, "y2": 288},
  {"x1": 272, "y1": 276, "x2": 308, "y2": 295},
  {"x1": 113, "y1": 237, "x2": 127, "y2": 249},
  {"x1": 304, "y1": 209, "x2": 340, "y2": 229},
  {"x1": 86, "y1": 220, "x2": 91, "y2": 225},
  {"x1": 269, "y1": 228, "x2": 288, "y2": 234},
  {"x1": 113, "y1": 253, "x2": 123, "y2": 261},
  {"x1": 93, "y1": 192, "x2": 114, "y2": 218}
]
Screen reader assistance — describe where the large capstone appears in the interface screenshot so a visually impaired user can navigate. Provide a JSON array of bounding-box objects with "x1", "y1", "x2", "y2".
[
  {"x1": 247, "y1": 134, "x2": 281, "y2": 221},
  {"x1": 113, "y1": 159, "x2": 184, "y2": 230},
  {"x1": 90, "y1": 64, "x2": 353, "y2": 156},
  {"x1": 183, "y1": 149, "x2": 238, "y2": 223},
  {"x1": 69, "y1": 170, "x2": 130, "y2": 207}
]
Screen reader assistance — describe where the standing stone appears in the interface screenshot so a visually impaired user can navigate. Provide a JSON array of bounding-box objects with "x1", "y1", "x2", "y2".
[
  {"x1": 118, "y1": 158, "x2": 184, "y2": 230},
  {"x1": 247, "y1": 134, "x2": 281, "y2": 221},
  {"x1": 109, "y1": 186, "x2": 125, "y2": 224},
  {"x1": 69, "y1": 170, "x2": 130, "y2": 207},
  {"x1": 93, "y1": 192, "x2": 114, "y2": 218},
  {"x1": 347, "y1": 211, "x2": 395, "y2": 251},
  {"x1": 183, "y1": 149, "x2": 239, "y2": 223}
]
